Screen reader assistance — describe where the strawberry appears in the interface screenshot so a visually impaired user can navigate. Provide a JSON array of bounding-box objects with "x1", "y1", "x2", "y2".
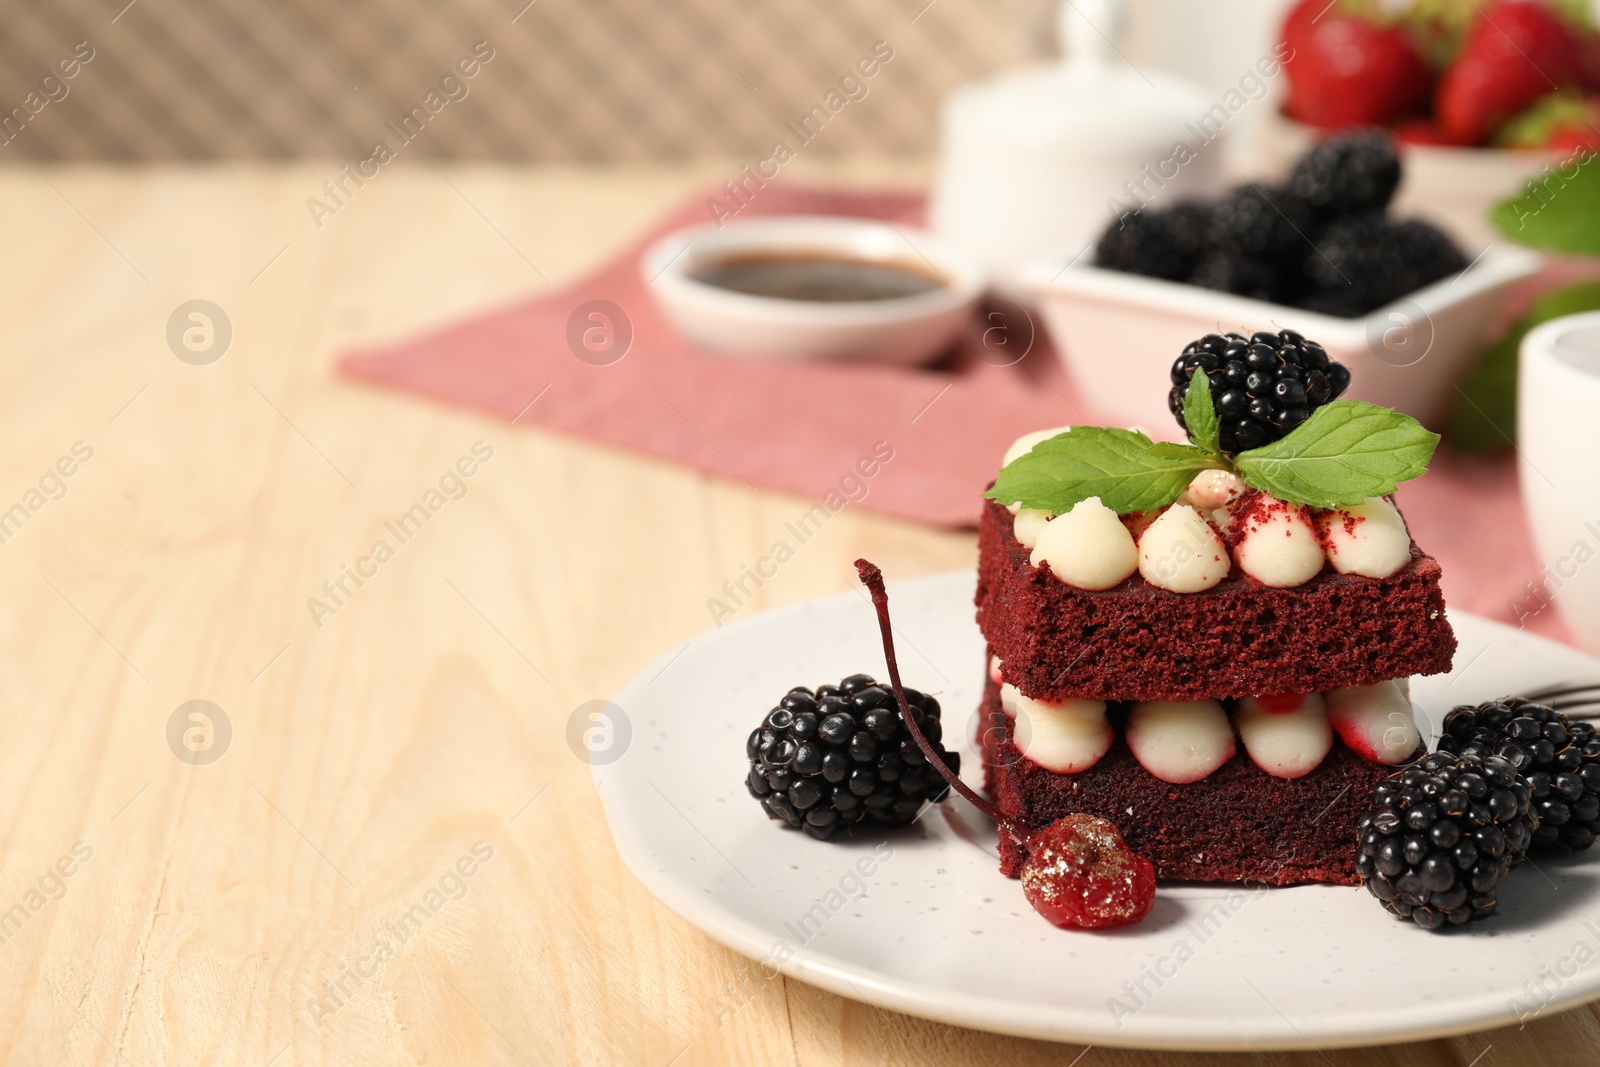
[
  {"x1": 1392, "y1": 118, "x2": 1474, "y2": 146},
  {"x1": 1282, "y1": 0, "x2": 1434, "y2": 129},
  {"x1": 1550, "y1": 126, "x2": 1600, "y2": 151},
  {"x1": 1495, "y1": 89, "x2": 1600, "y2": 150},
  {"x1": 1435, "y1": 1, "x2": 1595, "y2": 145}
]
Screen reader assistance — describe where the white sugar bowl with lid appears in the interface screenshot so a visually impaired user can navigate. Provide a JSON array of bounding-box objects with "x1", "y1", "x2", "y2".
[{"x1": 928, "y1": 0, "x2": 1228, "y2": 287}]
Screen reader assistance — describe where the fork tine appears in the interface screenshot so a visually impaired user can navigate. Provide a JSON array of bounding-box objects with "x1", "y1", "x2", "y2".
[
  {"x1": 1524, "y1": 678, "x2": 1600, "y2": 702},
  {"x1": 1546, "y1": 702, "x2": 1600, "y2": 719},
  {"x1": 1442, "y1": 680, "x2": 1600, "y2": 720},
  {"x1": 1511, "y1": 678, "x2": 1600, "y2": 720}
]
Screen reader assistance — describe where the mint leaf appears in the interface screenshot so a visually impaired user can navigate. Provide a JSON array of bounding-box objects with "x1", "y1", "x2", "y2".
[
  {"x1": 986, "y1": 428, "x2": 1223, "y2": 515},
  {"x1": 1451, "y1": 280, "x2": 1600, "y2": 452},
  {"x1": 1234, "y1": 401, "x2": 1439, "y2": 508},
  {"x1": 1182, "y1": 371, "x2": 1220, "y2": 455},
  {"x1": 1491, "y1": 153, "x2": 1600, "y2": 256}
]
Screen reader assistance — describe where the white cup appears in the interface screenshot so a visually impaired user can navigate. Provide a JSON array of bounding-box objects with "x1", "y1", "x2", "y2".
[{"x1": 1518, "y1": 311, "x2": 1600, "y2": 651}]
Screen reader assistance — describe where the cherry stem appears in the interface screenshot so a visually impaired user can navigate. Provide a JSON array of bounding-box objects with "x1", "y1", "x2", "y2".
[{"x1": 854, "y1": 559, "x2": 1021, "y2": 838}]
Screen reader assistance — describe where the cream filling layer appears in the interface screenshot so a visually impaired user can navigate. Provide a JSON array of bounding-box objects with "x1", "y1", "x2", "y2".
[
  {"x1": 1126, "y1": 700, "x2": 1235, "y2": 783},
  {"x1": 1002, "y1": 683, "x2": 1113, "y2": 774},
  {"x1": 1234, "y1": 693, "x2": 1333, "y2": 779}
]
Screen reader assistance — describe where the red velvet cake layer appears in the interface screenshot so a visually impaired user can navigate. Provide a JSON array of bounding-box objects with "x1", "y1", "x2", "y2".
[
  {"x1": 976, "y1": 498, "x2": 1456, "y2": 703},
  {"x1": 978, "y1": 675, "x2": 1407, "y2": 886}
]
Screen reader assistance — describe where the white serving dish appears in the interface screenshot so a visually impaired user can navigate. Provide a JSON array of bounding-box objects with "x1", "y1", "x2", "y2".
[
  {"x1": 1020, "y1": 244, "x2": 1542, "y2": 432},
  {"x1": 641, "y1": 216, "x2": 984, "y2": 366}
]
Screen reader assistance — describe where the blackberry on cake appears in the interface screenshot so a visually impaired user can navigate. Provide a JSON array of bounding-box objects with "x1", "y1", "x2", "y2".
[
  {"x1": 1356, "y1": 752, "x2": 1534, "y2": 929},
  {"x1": 1168, "y1": 329, "x2": 1350, "y2": 454},
  {"x1": 747, "y1": 675, "x2": 958, "y2": 840},
  {"x1": 1438, "y1": 697, "x2": 1600, "y2": 855}
]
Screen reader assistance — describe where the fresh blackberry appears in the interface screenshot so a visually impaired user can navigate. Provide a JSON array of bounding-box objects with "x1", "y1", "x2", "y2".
[
  {"x1": 1187, "y1": 250, "x2": 1285, "y2": 304},
  {"x1": 1181, "y1": 185, "x2": 1314, "y2": 304},
  {"x1": 1095, "y1": 201, "x2": 1209, "y2": 281},
  {"x1": 1168, "y1": 328, "x2": 1351, "y2": 454},
  {"x1": 746, "y1": 673, "x2": 958, "y2": 840},
  {"x1": 1206, "y1": 184, "x2": 1313, "y2": 265},
  {"x1": 1438, "y1": 698, "x2": 1600, "y2": 856},
  {"x1": 1356, "y1": 751, "x2": 1535, "y2": 930},
  {"x1": 1286, "y1": 131, "x2": 1402, "y2": 223},
  {"x1": 1300, "y1": 215, "x2": 1467, "y2": 317}
]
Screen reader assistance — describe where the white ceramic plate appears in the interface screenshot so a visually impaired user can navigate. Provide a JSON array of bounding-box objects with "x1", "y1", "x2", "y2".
[{"x1": 595, "y1": 570, "x2": 1600, "y2": 1051}]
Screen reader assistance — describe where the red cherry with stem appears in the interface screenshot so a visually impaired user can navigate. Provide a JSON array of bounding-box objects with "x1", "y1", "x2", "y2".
[
  {"x1": 1020, "y1": 814, "x2": 1157, "y2": 929},
  {"x1": 854, "y1": 559, "x2": 1157, "y2": 929}
]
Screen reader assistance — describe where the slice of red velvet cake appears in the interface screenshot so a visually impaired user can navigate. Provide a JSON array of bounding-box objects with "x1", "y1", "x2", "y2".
[
  {"x1": 978, "y1": 329, "x2": 1454, "y2": 887},
  {"x1": 978, "y1": 675, "x2": 1411, "y2": 884},
  {"x1": 978, "y1": 498, "x2": 1455, "y2": 703}
]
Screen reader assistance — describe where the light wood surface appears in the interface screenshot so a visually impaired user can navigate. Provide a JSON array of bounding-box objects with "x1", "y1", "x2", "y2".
[{"x1": 1, "y1": 159, "x2": 1593, "y2": 1066}]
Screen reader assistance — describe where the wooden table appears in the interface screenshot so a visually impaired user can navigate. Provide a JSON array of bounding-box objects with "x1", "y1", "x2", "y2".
[{"x1": 3, "y1": 161, "x2": 1593, "y2": 1066}]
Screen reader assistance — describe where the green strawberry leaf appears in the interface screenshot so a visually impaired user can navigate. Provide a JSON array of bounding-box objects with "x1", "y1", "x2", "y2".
[
  {"x1": 1494, "y1": 89, "x2": 1598, "y2": 148},
  {"x1": 1451, "y1": 280, "x2": 1600, "y2": 452},
  {"x1": 1182, "y1": 370, "x2": 1220, "y2": 455},
  {"x1": 1491, "y1": 153, "x2": 1600, "y2": 256},
  {"x1": 1233, "y1": 401, "x2": 1439, "y2": 508},
  {"x1": 985, "y1": 428, "x2": 1224, "y2": 515}
]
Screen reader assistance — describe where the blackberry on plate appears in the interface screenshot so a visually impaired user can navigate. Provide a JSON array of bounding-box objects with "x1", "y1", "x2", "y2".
[
  {"x1": 746, "y1": 673, "x2": 959, "y2": 840},
  {"x1": 1168, "y1": 328, "x2": 1351, "y2": 454},
  {"x1": 1439, "y1": 697, "x2": 1600, "y2": 856},
  {"x1": 1286, "y1": 131, "x2": 1402, "y2": 223},
  {"x1": 1302, "y1": 215, "x2": 1467, "y2": 318},
  {"x1": 1355, "y1": 751, "x2": 1535, "y2": 930},
  {"x1": 1095, "y1": 201, "x2": 1209, "y2": 281}
]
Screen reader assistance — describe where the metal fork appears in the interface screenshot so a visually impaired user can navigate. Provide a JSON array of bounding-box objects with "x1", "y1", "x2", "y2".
[{"x1": 1523, "y1": 679, "x2": 1600, "y2": 719}]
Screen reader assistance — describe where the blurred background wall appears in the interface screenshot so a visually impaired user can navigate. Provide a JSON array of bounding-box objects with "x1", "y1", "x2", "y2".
[
  {"x1": 0, "y1": 0, "x2": 1307, "y2": 162},
  {"x1": 0, "y1": 0, "x2": 1067, "y2": 161}
]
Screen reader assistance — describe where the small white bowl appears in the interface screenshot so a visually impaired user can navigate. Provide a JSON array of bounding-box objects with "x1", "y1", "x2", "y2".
[
  {"x1": 641, "y1": 217, "x2": 984, "y2": 366},
  {"x1": 1019, "y1": 244, "x2": 1542, "y2": 433}
]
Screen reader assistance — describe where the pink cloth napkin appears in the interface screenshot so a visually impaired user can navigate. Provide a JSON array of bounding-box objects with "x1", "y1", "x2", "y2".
[{"x1": 338, "y1": 181, "x2": 1572, "y2": 646}]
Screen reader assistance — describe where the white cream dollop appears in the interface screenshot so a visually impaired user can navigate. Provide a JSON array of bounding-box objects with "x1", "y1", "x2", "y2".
[
  {"x1": 1179, "y1": 469, "x2": 1245, "y2": 512},
  {"x1": 1002, "y1": 683, "x2": 1113, "y2": 773},
  {"x1": 1126, "y1": 700, "x2": 1236, "y2": 783},
  {"x1": 1234, "y1": 693, "x2": 1332, "y2": 779},
  {"x1": 1011, "y1": 508, "x2": 1052, "y2": 550},
  {"x1": 988, "y1": 654, "x2": 1004, "y2": 685},
  {"x1": 1002, "y1": 426, "x2": 1071, "y2": 468},
  {"x1": 1326, "y1": 680, "x2": 1420, "y2": 763},
  {"x1": 1320, "y1": 497, "x2": 1412, "y2": 579},
  {"x1": 1138, "y1": 504, "x2": 1230, "y2": 593},
  {"x1": 1233, "y1": 498, "x2": 1326, "y2": 588},
  {"x1": 1030, "y1": 497, "x2": 1138, "y2": 591}
]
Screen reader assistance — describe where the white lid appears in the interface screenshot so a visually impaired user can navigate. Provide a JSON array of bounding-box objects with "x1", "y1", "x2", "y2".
[{"x1": 943, "y1": 0, "x2": 1214, "y2": 152}]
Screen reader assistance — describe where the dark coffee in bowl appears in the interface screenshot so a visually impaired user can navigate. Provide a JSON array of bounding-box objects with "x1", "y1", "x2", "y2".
[{"x1": 691, "y1": 252, "x2": 945, "y2": 303}]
